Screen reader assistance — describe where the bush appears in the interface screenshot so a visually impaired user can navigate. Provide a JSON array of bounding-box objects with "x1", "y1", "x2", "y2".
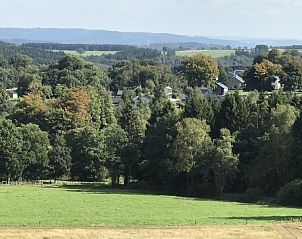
[{"x1": 277, "y1": 179, "x2": 302, "y2": 206}]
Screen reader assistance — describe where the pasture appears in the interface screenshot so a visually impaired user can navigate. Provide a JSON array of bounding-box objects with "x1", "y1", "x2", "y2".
[
  {"x1": 175, "y1": 49, "x2": 235, "y2": 58},
  {"x1": 0, "y1": 184, "x2": 301, "y2": 227}
]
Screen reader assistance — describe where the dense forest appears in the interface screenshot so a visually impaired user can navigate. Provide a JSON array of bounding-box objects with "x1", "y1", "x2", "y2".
[{"x1": 1, "y1": 44, "x2": 302, "y2": 206}]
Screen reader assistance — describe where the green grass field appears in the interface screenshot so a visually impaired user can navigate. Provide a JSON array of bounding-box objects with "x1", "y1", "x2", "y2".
[
  {"x1": 175, "y1": 49, "x2": 235, "y2": 58},
  {"x1": 53, "y1": 50, "x2": 117, "y2": 56},
  {"x1": 0, "y1": 185, "x2": 301, "y2": 227}
]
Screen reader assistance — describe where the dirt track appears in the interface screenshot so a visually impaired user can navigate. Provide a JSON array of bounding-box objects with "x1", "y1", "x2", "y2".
[{"x1": 1, "y1": 224, "x2": 302, "y2": 239}]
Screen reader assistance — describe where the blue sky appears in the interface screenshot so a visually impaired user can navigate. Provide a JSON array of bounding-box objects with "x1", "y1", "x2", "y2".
[{"x1": 0, "y1": 0, "x2": 301, "y2": 39}]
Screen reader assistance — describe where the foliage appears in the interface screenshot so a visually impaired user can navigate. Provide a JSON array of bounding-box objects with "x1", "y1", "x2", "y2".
[
  {"x1": 277, "y1": 179, "x2": 302, "y2": 206},
  {"x1": 49, "y1": 133, "x2": 72, "y2": 180},
  {"x1": 179, "y1": 54, "x2": 219, "y2": 89}
]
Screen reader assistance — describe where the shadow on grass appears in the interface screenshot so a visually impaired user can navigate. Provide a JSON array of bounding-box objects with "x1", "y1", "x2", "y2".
[
  {"x1": 43, "y1": 183, "x2": 302, "y2": 210},
  {"x1": 211, "y1": 216, "x2": 302, "y2": 222},
  {"x1": 44, "y1": 183, "x2": 173, "y2": 197}
]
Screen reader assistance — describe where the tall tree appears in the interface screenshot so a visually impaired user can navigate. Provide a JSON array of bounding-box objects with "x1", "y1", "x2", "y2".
[
  {"x1": 19, "y1": 123, "x2": 50, "y2": 180},
  {"x1": 212, "y1": 128, "x2": 238, "y2": 195},
  {"x1": 183, "y1": 87, "x2": 215, "y2": 125},
  {"x1": 171, "y1": 118, "x2": 212, "y2": 188},
  {"x1": 49, "y1": 133, "x2": 72, "y2": 180},
  {"x1": 179, "y1": 54, "x2": 219, "y2": 89},
  {"x1": 103, "y1": 124, "x2": 129, "y2": 185},
  {"x1": 69, "y1": 126, "x2": 106, "y2": 181},
  {"x1": 0, "y1": 119, "x2": 22, "y2": 181}
]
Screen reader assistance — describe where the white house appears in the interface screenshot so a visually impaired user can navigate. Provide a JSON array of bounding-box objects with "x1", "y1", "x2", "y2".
[
  {"x1": 5, "y1": 89, "x2": 18, "y2": 99},
  {"x1": 271, "y1": 76, "x2": 281, "y2": 90},
  {"x1": 164, "y1": 86, "x2": 173, "y2": 99}
]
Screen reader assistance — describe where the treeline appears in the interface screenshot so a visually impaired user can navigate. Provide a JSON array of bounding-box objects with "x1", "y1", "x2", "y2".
[
  {"x1": 1, "y1": 51, "x2": 302, "y2": 205},
  {"x1": 22, "y1": 43, "x2": 135, "y2": 51},
  {"x1": 0, "y1": 42, "x2": 65, "y2": 65},
  {"x1": 86, "y1": 47, "x2": 180, "y2": 67}
]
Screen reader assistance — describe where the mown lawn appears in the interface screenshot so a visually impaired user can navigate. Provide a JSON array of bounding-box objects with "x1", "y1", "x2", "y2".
[
  {"x1": 175, "y1": 49, "x2": 235, "y2": 58},
  {"x1": 0, "y1": 185, "x2": 301, "y2": 226}
]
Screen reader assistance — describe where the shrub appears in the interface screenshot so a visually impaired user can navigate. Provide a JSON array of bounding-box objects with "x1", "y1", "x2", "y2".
[{"x1": 277, "y1": 179, "x2": 302, "y2": 206}]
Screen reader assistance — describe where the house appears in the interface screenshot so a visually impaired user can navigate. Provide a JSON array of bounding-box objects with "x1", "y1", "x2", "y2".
[
  {"x1": 214, "y1": 82, "x2": 229, "y2": 95},
  {"x1": 164, "y1": 86, "x2": 173, "y2": 99},
  {"x1": 132, "y1": 93, "x2": 153, "y2": 105},
  {"x1": 271, "y1": 76, "x2": 281, "y2": 90},
  {"x1": 200, "y1": 86, "x2": 212, "y2": 96},
  {"x1": 112, "y1": 96, "x2": 121, "y2": 105},
  {"x1": 234, "y1": 70, "x2": 244, "y2": 77},
  {"x1": 227, "y1": 72, "x2": 245, "y2": 89},
  {"x1": 180, "y1": 93, "x2": 188, "y2": 101},
  {"x1": 117, "y1": 90, "x2": 123, "y2": 97},
  {"x1": 5, "y1": 89, "x2": 18, "y2": 99}
]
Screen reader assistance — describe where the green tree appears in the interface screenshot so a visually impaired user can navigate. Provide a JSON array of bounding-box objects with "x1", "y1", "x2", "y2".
[
  {"x1": 171, "y1": 118, "x2": 212, "y2": 188},
  {"x1": 118, "y1": 91, "x2": 149, "y2": 183},
  {"x1": 19, "y1": 123, "x2": 50, "y2": 180},
  {"x1": 143, "y1": 105, "x2": 178, "y2": 186},
  {"x1": 183, "y1": 87, "x2": 215, "y2": 125},
  {"x1": 103, "y1": 124, "x2": 129, "y2": 185},
  {"x1": 179, "y1": 54, "x2": 219, "y2": 89},
  {"x1": 49, "y1": 133, "x2": 71, "y2": 180},
  {"x1": 212, "y1": 128, "x2": 238, "y2": 195},
  {"x1": 9, "y1": 54, "x2": 33, "y2": 68},
  {"x1": 0, "y1": 85, "x2": 11, "y2": 116},
  {"x1": 0, "y1": 119, "x2": 22, "y2": 181},
  {"x1": 215, "y1": 91, "x2": 250, "y2": 133},
  {"x1": 69, "y1": 126, "x2": 106, "y2": 181},
  {"x1": 249, "y1": 104, "x2": 298, "y2": 193}
]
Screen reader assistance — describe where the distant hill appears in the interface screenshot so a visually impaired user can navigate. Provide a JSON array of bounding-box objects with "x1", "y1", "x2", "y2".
[
  {"x1": 1, "y1": 28, "x2": 302, "y2": 48},
  {"x1": 0, "y1": 28, "x2": 248, "y2": 47}
]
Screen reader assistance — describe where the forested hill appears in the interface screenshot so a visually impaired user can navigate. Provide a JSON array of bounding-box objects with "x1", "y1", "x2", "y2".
[{"x1": 0, "y1": 28, "x2": 247, "y2": 47}]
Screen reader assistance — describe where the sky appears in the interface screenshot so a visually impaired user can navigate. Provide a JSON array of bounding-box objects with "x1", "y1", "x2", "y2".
[{"x1": 0, "y1": 0, "x2": 301, "y2": 39}]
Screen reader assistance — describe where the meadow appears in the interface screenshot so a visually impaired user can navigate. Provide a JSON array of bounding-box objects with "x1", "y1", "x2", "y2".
[
  {"x1": 52, "y1": 50, "x2": 117, "y2": 56},
  {"x1": 175, "y1": 49, "x2": 235, "y2": 58},
  {"x1": 0, "y1": 184, "x2": 301, "y2": 227}
]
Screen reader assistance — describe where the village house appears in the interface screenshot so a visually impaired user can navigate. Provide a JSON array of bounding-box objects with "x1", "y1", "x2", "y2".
[
  {"x1": 227, "y1": 72, "x2": 245, "y2": 89},
  {"x1": 132, "y1": 93, "x2": 153, "y2": 105},
  {"x1": 214, "y1": 82, "x2": 229, "y2": 95},
  {"x1": 5, "y1": 89, "x2": 18, "y2": 99},
  {"x1": 164, "y1": 86, "x2": 173, "y2": 100},
  {"x1": 271, "y1": 76, "x2": 282, "y2": 90}
]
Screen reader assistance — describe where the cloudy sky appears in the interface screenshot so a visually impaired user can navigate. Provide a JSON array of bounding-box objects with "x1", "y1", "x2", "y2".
[{"x1": 0, "y1": 0, "x2": 301, "y2": 39}]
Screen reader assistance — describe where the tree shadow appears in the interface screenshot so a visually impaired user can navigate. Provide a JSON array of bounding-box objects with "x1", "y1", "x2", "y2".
[
  {"x1": 211, "y1": 216, "x2": 302, "y2": 222},
  {"x1": 44, "y1": 183, "x2": 172, "y2": 197},
  {"x1": 42, "y1": 183, "x2": 302, "y2": 210}
]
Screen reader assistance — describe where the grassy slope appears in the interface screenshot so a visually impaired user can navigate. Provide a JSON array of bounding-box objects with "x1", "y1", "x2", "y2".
[
  {"x1": 175, "y1": 49, "x2": 235, "y2": 58},
  {"x1": 0, "y1": 185, "x2": 301, "y2": 226}
]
